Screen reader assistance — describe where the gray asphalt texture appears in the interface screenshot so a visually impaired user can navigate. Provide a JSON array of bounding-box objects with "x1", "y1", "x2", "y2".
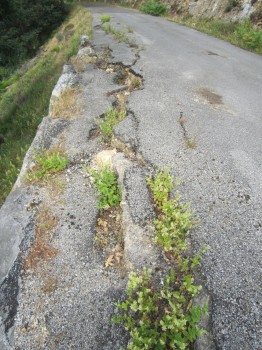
[{"x1": 88, "y1": 5, "x2": 262, "y2": 349}]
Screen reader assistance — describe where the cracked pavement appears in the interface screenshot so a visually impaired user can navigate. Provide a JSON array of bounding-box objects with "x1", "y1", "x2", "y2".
[
  {"x1": 0, "y1": 4, "x2": 261, "y2": 350},
  {"x1": 88, "y1": 5, "x2": 262, "y2": 350}
]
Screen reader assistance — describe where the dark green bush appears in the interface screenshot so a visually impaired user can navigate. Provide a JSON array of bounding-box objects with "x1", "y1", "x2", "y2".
[{"x1": 140, "y1": 0, "x2": 167, "y2": 16}]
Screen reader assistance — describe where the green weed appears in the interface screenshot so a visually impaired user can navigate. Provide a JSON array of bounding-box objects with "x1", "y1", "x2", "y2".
[
  {"x1": 113, "y1": 268, "x2": 207, "y2": 350},
  {"x1": 89, "y1": 168, "x2": 121, "y2": 209},
  {"x1": 27, "y1": 149, "x2": 69, "y2": 183},
  {"x1": 100, "y1": 14, "x2": 111, "y2": 24},
  {"x1": 113, "y1": 168, "x2": 207, "y2": 348},
  {"x1": 147, "y1": 168, "x2": 198, "y2": 253},
  {"x1": 96, "y1": 108, "x2": 126, "y2": 139},
  {"x1": 102, "y1": 24, "x2": 137, "y2": 47},
  {"x1": 140, "y1": 0, "x2": 168, "y2": 16}
]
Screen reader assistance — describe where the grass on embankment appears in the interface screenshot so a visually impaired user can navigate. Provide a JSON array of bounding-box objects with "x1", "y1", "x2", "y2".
[{"x1": 0, "y1": 6, "x2": 92, "y2": 205}]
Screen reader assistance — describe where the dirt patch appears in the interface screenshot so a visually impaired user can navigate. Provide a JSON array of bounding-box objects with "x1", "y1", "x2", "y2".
[
  {"x1": 24, "y1": 204, "x2": 59, "y2": 270},
  {"x1": 50, "y1": 87, "x2": 83, "y2": 120},
  {"x1": 198, "y1": 87, "x2": 223, "y2": 105}
]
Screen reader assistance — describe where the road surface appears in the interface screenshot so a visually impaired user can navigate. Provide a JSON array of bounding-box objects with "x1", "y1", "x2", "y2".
[{"x1": 87, "y1": 5, "x2": 262, "y2": 349}]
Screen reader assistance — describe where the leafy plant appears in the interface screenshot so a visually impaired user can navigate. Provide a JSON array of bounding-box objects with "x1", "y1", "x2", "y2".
[
  {"x1": 114, "y1": 169, "x2": 207, "y2": 348},
  {"x1": 27, "y1": 149, "x2": 69, "y2": 183},
  {"x1": 89, "y1": 168, "x2": 121, "y2": 209},
  {"x1": 102, "y1": 24, "x2": 137, "y2": 47},
  {"x1": 147, "y1": 168, "x2": 198, "y2": 253},
  {"x1": 100, "y1": 14, "x2": 111, "y2": 24},
  {"x1": 140, "y1": 0, "x2": 168, "y2": 16},
  {"x1": 113, "y1": 268, "x2": 207, "y2": 350},
  {"x1": 96, "y1": 108, "x2": 126, "y2": 139}
]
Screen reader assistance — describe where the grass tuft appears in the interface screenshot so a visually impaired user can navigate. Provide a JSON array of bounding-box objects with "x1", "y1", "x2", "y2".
[
  {"x1": 100, "y1": 14, "x2": 111, "y2": 24},
  {"x1": 27, "y1": 149, "x2": 69, "y2": 184},
  {"x1": 96, "y1": 108, "x2": 126, "y2": 139}
]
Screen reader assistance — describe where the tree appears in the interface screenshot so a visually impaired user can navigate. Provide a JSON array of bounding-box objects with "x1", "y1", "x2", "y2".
[{"x1": 0, "y1": 0, "x2": 66, "y2": 67}]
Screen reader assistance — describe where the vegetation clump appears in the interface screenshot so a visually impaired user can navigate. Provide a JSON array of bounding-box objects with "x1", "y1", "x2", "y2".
[
  {"x1": 113, "y1": 168, "x2": 207, "y2": 349},
  {"x1": 27, "y1": 149, "x2": 69, "y2": 183},
  {"x1": 100, "y1": 14, "x2": 111, "y2": 24},
  {"x1": 96, "y1": 108, "x2": 126, "y2": 139},
  {"x1": 140, "y1": 0, "x2": 168, "y2": 16},
  {"x1": 89, "y1": 167, "x2": 122, "y2": 209}
]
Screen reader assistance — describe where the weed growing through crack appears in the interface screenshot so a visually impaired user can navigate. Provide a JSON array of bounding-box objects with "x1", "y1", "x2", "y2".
[
  {"x1": 27, "y1": 149, "x2": 69, "y2": 183},
  {"x1": 89, "y1": 167, "x2": 121, "y2": 209},
  {"x1": 113, "y1": 268, "x2": 207, "y2": 350},
  {"x1": 96, "y1": 108, "x2": 126, "y2": 140},
  {"x1": 100, "y1": 14, "x2": 111, "y2": 24},
  {"x1": 102, "y1": 24, "x2": 137, "y2": 48},
  {"x1": 147, "y1": 168, "x2": 199, "y2": 253},
  {"x1": 113, "y1": 168, "x2": 207, "y2": 349}
]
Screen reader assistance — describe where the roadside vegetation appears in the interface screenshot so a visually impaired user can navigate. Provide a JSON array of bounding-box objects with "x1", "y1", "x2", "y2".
[
  {"x1": 173, "y1": 16, "x2": 262, "y2": 54},
  {"x1": 0, "y1": 6, "x2": 92, "y2": 205},
  {"x1": 140, "y1": 0, "x2": 167, "y2": 16},
  {"x1": 113, "y1": 168, "x2": 207, "y2": 349},
  {"x1": 116, "y1": 0, "x2": 261, "y2": 54}
]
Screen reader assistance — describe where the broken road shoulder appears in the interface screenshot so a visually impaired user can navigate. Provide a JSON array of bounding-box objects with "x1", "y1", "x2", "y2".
[{"x1": 0, "y1": 12, "x2": 215, "y2": 350}]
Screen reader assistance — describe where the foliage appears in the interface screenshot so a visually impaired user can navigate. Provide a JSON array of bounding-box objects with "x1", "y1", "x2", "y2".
[
  {"x1": 174, "y1": 16, "x2": 262, "y2": 54},
  {"x1": 113, "y1": 268, "x2": 207, "y2": 350},
  {"x1": 147, "y1": 169, "x2": 199, "y2": 253},
  {"x1": 114, "y1": 168, "x2": 207, "y2": 348},
  {"x1": 235, "y1": 18, "x2": 262, "y2": 50},
  {"x1": 140, "y1": 0, "x2": 167, "y2": 16},
  {"x1": 89, "y1": 168, "x2": 122, "y2": 209},
  {"x1": 100, "y1": 14, "x2": 111, "y2": 24},
  {"x1": 0, "y1": 6, "x2": 92, "y2": 205},
  {"x1": 0, "y1": 0, "x2": 67, "y2": 68},
  {"x1": 27, "y1": 150, "x2": 69, "y2": 183},
  {"x1": 96, "y1": 108, "x2": 126, "y2": 139}
]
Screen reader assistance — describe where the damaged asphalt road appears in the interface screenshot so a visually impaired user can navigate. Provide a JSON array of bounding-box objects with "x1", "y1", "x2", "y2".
[
  {"x1": 87, "y1": 5, "x2": 262, "y2": 350},
  {"x1": 0, "y1": 4, "x2": 261, "y2": 350}
]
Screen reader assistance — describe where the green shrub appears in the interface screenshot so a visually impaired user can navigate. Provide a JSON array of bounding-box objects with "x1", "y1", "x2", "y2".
[
  {"x1": 89, "y1": 168, "x2": 122, "y2": 209},
  {"x1": 140, "y1": 0, "x2": 167, "y2": 16},
  {"x1": 100, "y1": 14, "x2": 111, "y2": 24}
]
